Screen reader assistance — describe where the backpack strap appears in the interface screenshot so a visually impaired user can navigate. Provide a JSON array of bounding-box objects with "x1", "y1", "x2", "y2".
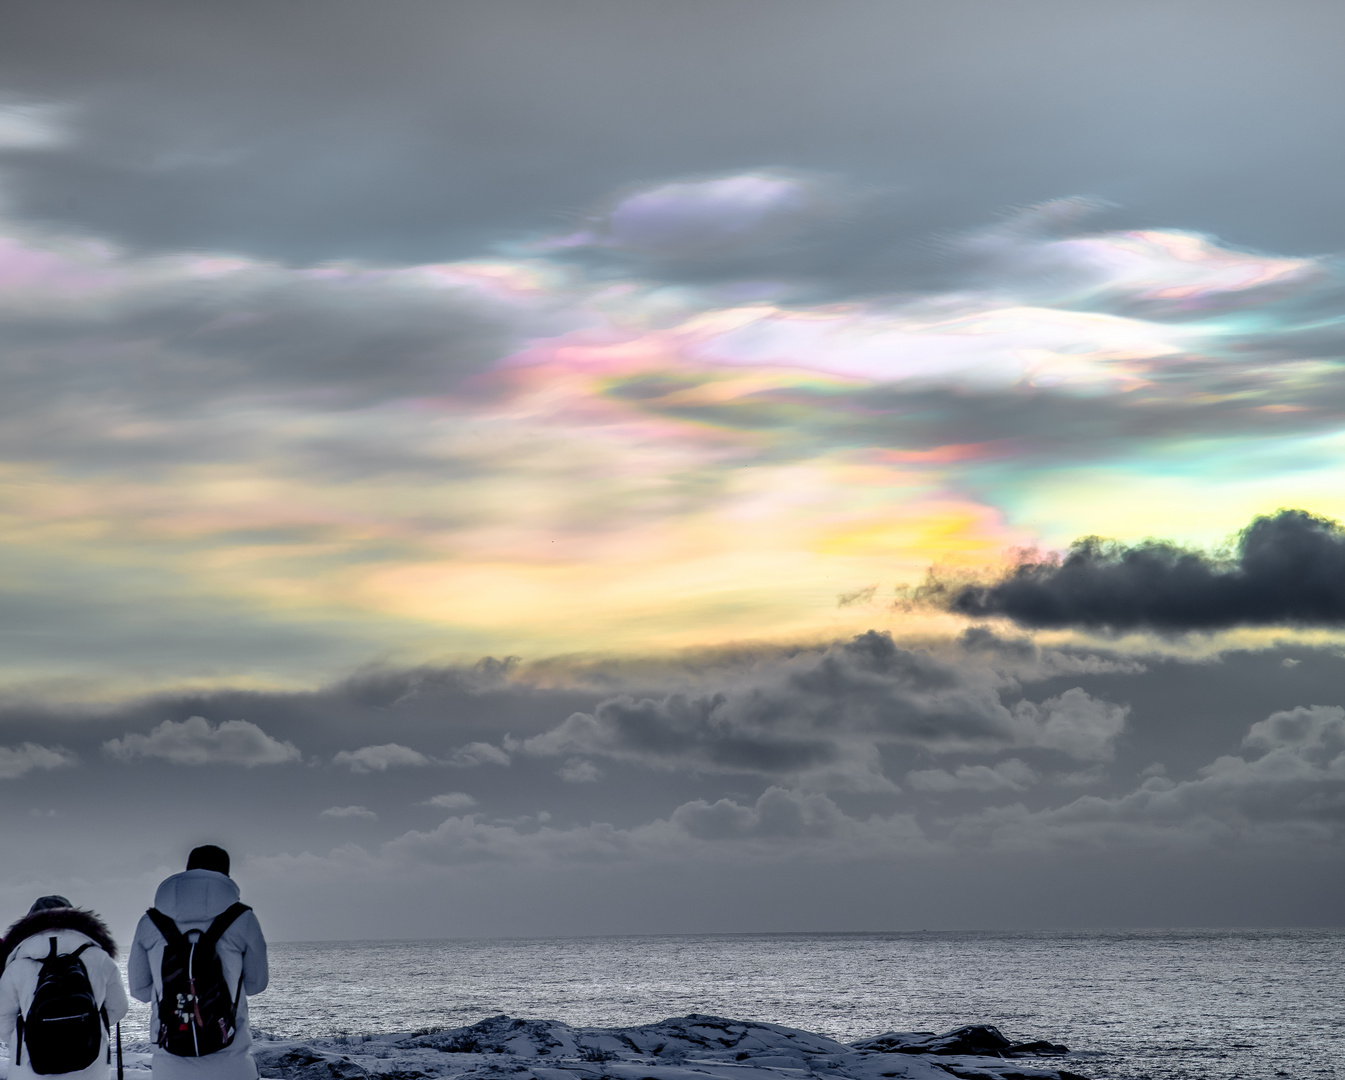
[
  {"x1": 202, "y1": 903, "x2": 252, "y2": 1006},
  {"x1": 145, "y1": 907, "x2": 185, "y2": 947},
  {"x1": 201, "y1": 903, "x2": 252, "y2": 952}
]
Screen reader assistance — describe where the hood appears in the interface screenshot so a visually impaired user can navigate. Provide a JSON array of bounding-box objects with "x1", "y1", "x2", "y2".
[
  {"x1": 0, "y1": 907, "x2": 117, "y2": 969},
  {"x1": 153, "y1": 868, "x2": 241, "y2": 923}
]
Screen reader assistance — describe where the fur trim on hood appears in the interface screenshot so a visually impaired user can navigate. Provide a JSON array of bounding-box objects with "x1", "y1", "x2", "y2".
[{"x1": 0, "y1": 907, "x2": 117, "y2": 969}]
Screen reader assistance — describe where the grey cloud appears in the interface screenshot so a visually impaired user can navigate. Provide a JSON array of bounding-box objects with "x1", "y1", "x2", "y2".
[
  {"x1": 422, "y1": 792, "x2": 477, "y2": 810},
  {"x1": 1011, "y1": 688, "x2": 1128, "y2": 762},
  {"x1": 380, "y1": 815, "x2": 633, "y2": 867},
  {"x1": 955, "y1": 627, "x2": 1146, "y2": 680},
  {"x1": 103, "y1": 716, "x2": 300, "y2": 766},
  {"x1": 5, "y1": 1, "x2": 1345, "y2": 278},
  {"x1": 0, "y1": 255, "x2": 546, "y2": 431},
  {"x1": 357, "y1": 785, "x2": 929, "y2": 869},
  {"x1": 552, "y1": 172, "x2": 823, "y2": 259},
  {"x1": 332, "y1": 743, "x2": 432, "y2": 772},
  {"x1": 557, "y1": 759, "x2": 601, "y2": 784},
  {"x1": 0, "y1": 102, "x2": 69, "y2": 150},
  {"x1": 949, "y1": 704, "x2": 1345, "y2": 851},
  {"x1": 321, "y1": 805, "x2": 377, "y2": 820},
  {"x1": 667, "y1": 787, "x2": 850, "y2": 842},
  {"x1": 257, "y1": 694, "x2": 1345, "y2": 877},
  {"x1": 447, "y1": 742, "x2": 511, "y2": 768},
  {"x1": 0, "y1": 742, "x2": 77, "y2": 779},
  {"x1": 950, "y1": 509, "x2": 1345, "y2": 632},
  {"x1": 1243, "y1": 704, "x2": 1345, "y2": 763},
  {"x1": 519, "y1": 631, "x2": 1127, "y2": 790},
  {"x1": 4, "y1": 643, "x2": 1342, "y2": 933},
  {"x1": 907, "y1": 758, "x2": 1039, "y2": 794}
]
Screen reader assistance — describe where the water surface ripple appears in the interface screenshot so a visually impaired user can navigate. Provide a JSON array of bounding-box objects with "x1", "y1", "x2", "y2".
[{"x1": 122, "y1": 929, "x2": 1344, "y2": 1080}]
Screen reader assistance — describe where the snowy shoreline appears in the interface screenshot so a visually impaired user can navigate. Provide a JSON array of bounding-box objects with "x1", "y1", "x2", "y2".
[{"x1": 97, "y1": 1013, "x2": 1093, "y2": 1080}]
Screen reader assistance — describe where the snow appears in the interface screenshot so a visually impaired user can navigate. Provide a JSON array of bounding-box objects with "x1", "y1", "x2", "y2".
[{"x1": 3, "y1": 1013, "x2": 1089, "y2": 1080}]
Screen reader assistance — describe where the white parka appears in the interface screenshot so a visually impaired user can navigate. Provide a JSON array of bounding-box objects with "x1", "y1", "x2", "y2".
[
  {"x1": 0, "y1": 917, "x2": 129, "y2": 1080},
  {"x1": 128, "y1": 871, "x2": 268, "y2": 1080}
]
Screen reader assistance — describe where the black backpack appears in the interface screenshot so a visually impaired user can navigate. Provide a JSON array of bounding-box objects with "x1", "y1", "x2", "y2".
[
  {"x1": 145, "y1": 903, "x2": 251, "y2": 1058},
  {"x1": 14, "y1": 937, "x2": 108, "y2": 1075}
]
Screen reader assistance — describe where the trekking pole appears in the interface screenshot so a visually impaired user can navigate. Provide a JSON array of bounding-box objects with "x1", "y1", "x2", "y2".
[{"x1": 116, "y1": 1022, "x2": 124, "y2": 1080}]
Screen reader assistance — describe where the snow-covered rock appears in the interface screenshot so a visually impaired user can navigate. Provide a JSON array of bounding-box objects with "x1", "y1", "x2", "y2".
[{"x1": 240, "y1": 1014, "x2": 1089, "y2": 1080}]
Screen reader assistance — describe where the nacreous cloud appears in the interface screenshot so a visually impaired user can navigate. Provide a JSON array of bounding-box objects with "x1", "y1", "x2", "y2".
[
  {"x1": 104, "y1": 716, "x2": 300, "y2": 766},
  {"x1": 550, "y1": 172, "x2": 819, "y2": 258},
  {"x1": 949, "y1": 509, "x2": 1345, "y2": 632}
]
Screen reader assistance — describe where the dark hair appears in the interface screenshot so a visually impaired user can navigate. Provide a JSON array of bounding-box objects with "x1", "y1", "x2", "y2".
[{"x1": 186, "y1": 845, "x2": 230, "y2": 876}]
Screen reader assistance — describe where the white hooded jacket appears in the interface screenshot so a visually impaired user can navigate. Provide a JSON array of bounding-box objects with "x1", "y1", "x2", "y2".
[
  {"x1": 128, "y1": 870, "x2": 268, "y2": 1080},
  {"x1": 0, "y1": 912, "x2": 129, "y2": 1080}
]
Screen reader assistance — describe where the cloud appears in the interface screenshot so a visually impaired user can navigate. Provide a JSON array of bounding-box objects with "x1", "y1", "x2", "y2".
[
  {"x1": 949, "y1": 509, "x2": 1345, "y2": 633},
  {"x1": 0, "y1": 742, "x2": 77, "y2": 779},
  {"x1": 553, "y1": 173, "x2": 818, "y2": 257},
  {"x1": 103, "y1": 716, "x2": 300, "y2": 766},
  {"x1": 907, "y1": 758, "x2": 1039, "y2": 793},
  {"x1": 950, "y1": 704, "x2": 1345, "y2": 851},
  {"x1": 1011, "y1": 687, "x2": 1128, "y2": 762},
  {"x1": 962, "y1": 201, "x2": 1320, "y2": 316},
  {"x1": 422, "y1": 792, "x2": 477, "y2": 810},
  {"x1": 518, "y1": 631, "x2": 1127, "y2": 793},
  {"x1": 557, "y1": 758, "x2": 600, "y2": 783},
  {"x1": 321, "y1": 805, "x2": 377, "y2": 820},
  {"x1": 1243, "y1": 704, "x2": 1345, "y2": 762},
  {"x1": 447, "y1": 742, "x2": 511, "y2": 768},
  {"x1": 332, "y1": 743, "x2": 432, "y2": 773},
  {"x1": 0, "y1": 240, "x2": 552, "y2": 426},
  {"x1": 375, "y1": 785, "x2": 929, "y2": 868},
  {"x1": 0, "y1": 102, "x2": 70, "y2": 150},
  {"x1": 231, "y1": 688, "x2": 1345, "y2": 894}
]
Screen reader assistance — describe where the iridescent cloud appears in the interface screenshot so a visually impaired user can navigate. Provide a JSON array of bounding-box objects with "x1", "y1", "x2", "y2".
[{"x1": 2, "y1": 176, "x2": 1345, "y2": 691}]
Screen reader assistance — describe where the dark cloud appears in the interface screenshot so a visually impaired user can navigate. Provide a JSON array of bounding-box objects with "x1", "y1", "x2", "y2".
[
  {"x1": 519, "y1": 631, "x2": 1130, "y2": 792},
  {"x1": 949, "y1": 510, "x2": 1345, "y2": 632}
]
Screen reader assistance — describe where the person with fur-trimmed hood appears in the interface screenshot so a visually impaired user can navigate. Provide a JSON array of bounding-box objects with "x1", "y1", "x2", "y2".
[
  {"x1": 0, "y1": 895, "x2": 130, "y2": 1080},
  {"x1": 129, "y1": 845, "x2": 269, "y2": 1080}
]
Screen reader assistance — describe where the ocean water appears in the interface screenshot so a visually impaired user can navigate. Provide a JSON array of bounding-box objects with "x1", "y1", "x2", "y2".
[{"x1": 121, "y1": 930, "x2": 1344, "y2": 1080}]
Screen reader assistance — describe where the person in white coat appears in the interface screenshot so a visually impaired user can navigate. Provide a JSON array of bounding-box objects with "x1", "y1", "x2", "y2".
[
  {"x1": 128, "y1": 847, "x2": 269, "y2": 1080},
  {"x1": 0, "y1": 895, "x2": 130, "y2": 1080}
]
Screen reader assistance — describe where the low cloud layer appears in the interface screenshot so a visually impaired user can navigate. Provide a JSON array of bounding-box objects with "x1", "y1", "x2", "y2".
[
  {"x1": 333, "y1": 743, "x2": 432, "y2": 773},
  {"x1": 950, "y1": 510, "x2": 1345, "y2": 632},
  {"x1": 3, "y1": 639, "x2": 1344, "y2": 932},
  {"x1": 250, "y1": 698, "x2": 1345, "y2": 889},
  {"x1": 103, "y1": 716, "x2": 301, "y2": 766},
  {"x1": 517, "y1": 631, "x2": 1126, "y2": 792},
  {"x1": 321, "y1": 805, "x2": 377, "y2": 820},
  {"x1": 0, "y1": 742, "x2": 76, "y2": 779}
]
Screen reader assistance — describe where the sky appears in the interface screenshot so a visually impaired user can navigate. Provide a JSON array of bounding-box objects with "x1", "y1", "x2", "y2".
[{"x1": 2, "y1": 0, "x2": 1345, "y2": 942}]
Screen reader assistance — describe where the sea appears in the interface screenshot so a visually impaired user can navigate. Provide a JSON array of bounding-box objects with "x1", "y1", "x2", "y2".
[{"x1": 119, "y1": 930, "x2": 1344, "y2": 1080}]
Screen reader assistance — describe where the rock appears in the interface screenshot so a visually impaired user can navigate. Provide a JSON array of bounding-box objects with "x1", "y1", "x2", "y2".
[
  {"x1": 850, "y1": 1026, "x2": 1067, "y2": 1057},
  {"x1": 259, "y1": 1015, "x2": 1085, "y2": 1080},
  {"x1": 254, "y1": 1045, "x2": 372, "y2": 1080}
]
